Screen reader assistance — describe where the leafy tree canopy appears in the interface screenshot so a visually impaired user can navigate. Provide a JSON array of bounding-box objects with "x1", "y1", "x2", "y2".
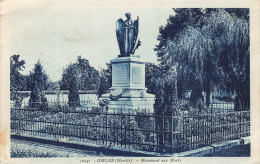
[
  {"x1": 155, "y1": 8, "x2": 249, "y2": 110},
  {"x1": 28, "y1": 61, "x2": 49, "y2": 108},
  {"x1": 10, "y1": 55, "x2": 27, "y2": 91},
  {"x1": 98, "y1": 63, "x2": 112, "y2": 97},
  {"x1": 60, "y1": 56, "x2": 100, "y2": 91}
]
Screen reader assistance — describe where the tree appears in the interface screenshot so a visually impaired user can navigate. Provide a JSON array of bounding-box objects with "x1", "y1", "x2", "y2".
[
  {"x1": 61, "y1": 64, "x2": 80, "y2": 107},
  {"x1": 155, "y1": 8, "x2": 206, "y2": 57},
  {"x1": 10, "y1": 55, "x2": 27, "y2": 106},
  {"x1": 162, "y1": 26, "x2": 215, "y2": 107},
  {"x1": 10, "y1": 55, "x2": 27, "y2": 91},
  {"x1": 60, "y1": 56, "x2": 100, "y2": 91},
  {"x1": 145, "y1": 63, "x2": 179, "y2": 147},
  {"x1": 201, "y1": 9, "x2": 249, "y2": 110},
  {"x1": 98, "y1": 63, "x2": 112, "y2": 97},
  {"x1": 76, "y1": 56, "x2": 100, "y2": 90},
  {"x1": 28, "y1": 61, "x2": 48, "y2": 108},
  {"x1": 156, "y1": 8, "x2": 249, "y2": 53},
  {"x1": 155, "y1": 9, "x2": 249, "y2": 110},
  {"x1": 155, "y1": 9, "x2": 213, "y2": 107},
  {"x1": 145, "y1": 63, "x2": 178, "y2": 114}
]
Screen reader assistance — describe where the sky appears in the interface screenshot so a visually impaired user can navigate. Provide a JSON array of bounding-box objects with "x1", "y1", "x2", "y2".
[{"x1": 3, "y1": 3, "x2": 174, "y2": 81}]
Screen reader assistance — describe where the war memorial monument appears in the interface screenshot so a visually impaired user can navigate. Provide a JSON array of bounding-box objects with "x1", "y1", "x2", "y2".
[{"x1": 100, "y1": 13, "x2": 155, "y2": 112}]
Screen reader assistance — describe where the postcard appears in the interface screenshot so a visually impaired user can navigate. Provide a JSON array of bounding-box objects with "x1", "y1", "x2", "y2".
[{"x1": 1, "y1": 0, "x2": 260, "y2": 164}]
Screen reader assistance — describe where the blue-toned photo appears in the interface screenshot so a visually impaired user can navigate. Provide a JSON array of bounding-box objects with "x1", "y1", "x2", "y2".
[{"x1": 9, "y1": 8, "x2": 250, "y2": 158}]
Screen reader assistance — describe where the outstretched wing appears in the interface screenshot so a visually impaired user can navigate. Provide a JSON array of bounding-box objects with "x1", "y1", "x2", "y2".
[
  {"x1": 116, "y1": 19, "x2": 125, "y2": 56},
  {"x1": 132, "y1": 16, "x2": 139, "y2": 53}
]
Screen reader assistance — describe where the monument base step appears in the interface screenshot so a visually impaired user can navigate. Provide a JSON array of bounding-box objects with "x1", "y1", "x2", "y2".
[{"x1": 99, "y1": 55, "x2": 155, "y2": 114}]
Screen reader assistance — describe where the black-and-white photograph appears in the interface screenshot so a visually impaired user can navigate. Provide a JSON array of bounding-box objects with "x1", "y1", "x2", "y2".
[{"x1": 1, "y1": 1, "x2": 260, "y2": 163}]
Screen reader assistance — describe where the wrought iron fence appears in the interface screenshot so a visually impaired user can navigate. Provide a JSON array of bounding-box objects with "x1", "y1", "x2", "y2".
[{"x1": 10, "y1": 101, "x2": 250, "y2": 154}]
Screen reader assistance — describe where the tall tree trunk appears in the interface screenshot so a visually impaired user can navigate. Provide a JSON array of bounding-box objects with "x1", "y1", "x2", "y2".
[
  {"x1": 190, "y1": 79, "x2": 204, "y2": 109},
  {"x1": 177, "y1": 76, "x2": 184, "y2": 99},
  {"x1": 205, "y1": 79, "x2": 211, "y2": 107},
  {"x1": 234, "y1": 81, "x2": 250, "y2": 111}
]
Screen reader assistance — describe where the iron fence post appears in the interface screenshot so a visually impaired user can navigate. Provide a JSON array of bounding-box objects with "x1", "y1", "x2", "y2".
[
  {"x1": 171, "y1": 112, "x2": 174, "y2": 153},
  {"x1": 106, "y1": 106, "x2": 108, "y2": 146},
  {"x1": 120, "y1": 108, "x2": 123, "y2": 147}
]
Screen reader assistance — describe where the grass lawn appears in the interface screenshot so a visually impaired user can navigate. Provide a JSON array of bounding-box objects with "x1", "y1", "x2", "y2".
[{"x1": 203, "y1": 144, "x2": 250, "y2": 157}]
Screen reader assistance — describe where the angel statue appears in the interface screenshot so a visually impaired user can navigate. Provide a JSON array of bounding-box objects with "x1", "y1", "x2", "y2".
[{"x1": 116, "y1": 13, "x2": 141, "y2": 57}]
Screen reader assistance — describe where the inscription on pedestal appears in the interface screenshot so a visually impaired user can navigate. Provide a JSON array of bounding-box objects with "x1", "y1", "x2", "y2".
[
  {"x1": 132, "y1": 67, "x2": 142, "y2": 84},
  {"x1": 114, "y1": 65, "x2": 127, "y2": 84}
]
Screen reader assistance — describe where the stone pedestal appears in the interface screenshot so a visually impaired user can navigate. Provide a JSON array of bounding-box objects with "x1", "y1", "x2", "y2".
[{"x1": 100, "y1": 55, "x2": 155, "y2": 113}]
